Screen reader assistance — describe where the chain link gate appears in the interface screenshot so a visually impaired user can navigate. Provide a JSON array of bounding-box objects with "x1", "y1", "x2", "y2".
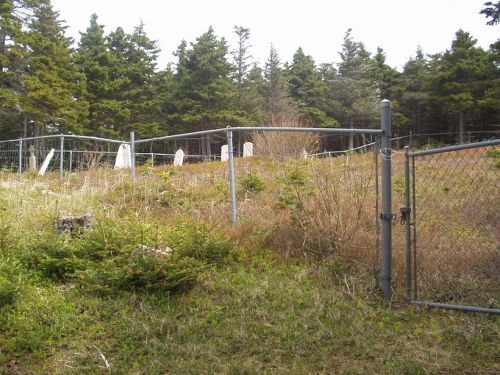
[{"x1": 403, "y1": 139, "x2": 500, "y2": 314}]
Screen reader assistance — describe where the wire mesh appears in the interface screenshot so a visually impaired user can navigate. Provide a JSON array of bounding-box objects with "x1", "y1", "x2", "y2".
[
  {"x1": 134, "y1": 133, "x2": 227, "y2": 166},
  {"x1": 411, "y1": 143, "x2": 499, "y2": 308},
  {"x1": 0, "y1": 136, "x2": 123, "y2": 173}
]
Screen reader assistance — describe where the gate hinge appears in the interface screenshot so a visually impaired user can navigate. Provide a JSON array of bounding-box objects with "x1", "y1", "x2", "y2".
[
  {"x1": 400, "y1": 207, "x2": 411, "y2": 225},
  {"x1": 380, "y1": 212, "x2": 396, "y2": 221}
]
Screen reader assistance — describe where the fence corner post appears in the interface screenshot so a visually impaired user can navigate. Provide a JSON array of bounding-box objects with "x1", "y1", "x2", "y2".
[
  {"x1": 380, "y1": 99, "x2": 393, "y2": 301},
  {"x1": 130, "y1": 131, "x2": 136, "y2": 183},
  {"x1": 227, "y1": 126, "x2": 237, "y2": 223}
]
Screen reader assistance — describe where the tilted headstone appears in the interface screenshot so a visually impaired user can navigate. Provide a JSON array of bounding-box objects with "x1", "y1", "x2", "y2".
[
  {"x1": 38, "y1": 148, "x2": 55, "y2": 176},
  {"x1": 221, "y1": 145, "x2": 229, "y2": 162},
  {"x1": 243, "y1": 142, "x2": 253, "y2": 157},
  {"x1": 114, "y1": 144, "x2": 132, "y2": 169},
  {"x1": 173, "y1": 149, "x2": 184, "y2": 166}
]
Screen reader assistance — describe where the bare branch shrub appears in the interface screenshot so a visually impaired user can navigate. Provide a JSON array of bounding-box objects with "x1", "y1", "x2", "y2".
[
  {"x1": 271, "y1": 157, "x2": 374, "y2": 260},
  {"x1": 251, "y1": 114, "x2": 320, "y2": 161}
]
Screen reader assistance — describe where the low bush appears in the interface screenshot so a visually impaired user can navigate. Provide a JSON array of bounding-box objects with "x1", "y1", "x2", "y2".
[
  {"x1": 0, "y1": 261, "x2": 22, "y2": 308},
  {"x1": 240, "y1": 170, "x2": 266, "y2": 194},
  {"x1": 18, "y1": 218, "x2": 231, "y2": 293}
]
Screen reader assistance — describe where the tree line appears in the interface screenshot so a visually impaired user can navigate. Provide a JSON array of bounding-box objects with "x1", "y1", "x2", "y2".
[{"x1": 1, "y1": 0, "x2": 499, "y2": 144}]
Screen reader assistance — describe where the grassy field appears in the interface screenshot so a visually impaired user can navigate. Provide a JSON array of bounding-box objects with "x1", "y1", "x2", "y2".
[{"x1": 0, "y1": 153, "x2": 498, "y2": 374}]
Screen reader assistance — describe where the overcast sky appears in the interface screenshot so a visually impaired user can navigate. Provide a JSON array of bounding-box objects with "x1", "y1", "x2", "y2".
[{"x1": 50, "y1": 0, "x2": 498, "y2": 71}]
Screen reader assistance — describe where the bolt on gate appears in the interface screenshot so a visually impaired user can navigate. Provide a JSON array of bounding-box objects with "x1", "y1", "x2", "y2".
[{"x1": 402, "y1": 139, "x2": 500, "y2": 314}]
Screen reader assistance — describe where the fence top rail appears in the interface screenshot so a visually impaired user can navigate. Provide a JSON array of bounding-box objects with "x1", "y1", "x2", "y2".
[
  {"x1": 408, "y1": 138, "x2": 500, "y2": 157},
  {"x1": 134, "y1": 128, "x2": 227, "y2": 144},
  {"x1": 228, "y1": 126, "x2": 383, "y2": 135},
  {"x1": 0, "y1": 134, "x2": 125, "y2": 144}
]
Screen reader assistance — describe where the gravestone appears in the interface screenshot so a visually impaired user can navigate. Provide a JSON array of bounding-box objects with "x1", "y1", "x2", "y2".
[
  {"x1": 29, "y1": 145, "x2": 37, "y2": 171},
  {"x1": 221, "y1": 145, "x2": 229, "y2": 162},
  {"x1": 114, "y1": 144, "x2": 131, "y2": 169},
  {"x1": 243, "y1": 142, "x2": 253, "y2": 157},
  {"x1": 38, "y1": 148, "x2": 55, "y2": 176},
  {"x1": 173, "y1": 149, "x2": 184, "y2": 166}
]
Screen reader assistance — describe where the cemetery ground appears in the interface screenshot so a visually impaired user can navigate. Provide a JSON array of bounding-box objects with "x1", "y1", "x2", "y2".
[{"x1": 0, "y1": 154, "x2": 498, "y2": 374}]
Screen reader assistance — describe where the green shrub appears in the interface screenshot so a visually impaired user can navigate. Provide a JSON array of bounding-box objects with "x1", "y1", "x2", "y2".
[
  {"x1": 240, "y1": 171, "x2": 266, "y2": 194},
  {"x1": 74, "y1": 253, "x2": 205, "y2": 293},
  {"x1": 485, "y1": 146, "x2": 500, "y2": 158},
  {"x1": 20, "y1": 232, "x2": 82, "y2": 281},
  {"x1": 18, "y1": 218, "x2": 230, "y2": 293},
  {"x1": 0, "y1": 262, "x2": 21, "y2": 308},
  {"x1": 162, "y1": 221, "x2": 231, "y2": 264}
]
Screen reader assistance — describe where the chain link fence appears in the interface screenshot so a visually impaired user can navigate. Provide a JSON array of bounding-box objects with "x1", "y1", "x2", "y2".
[
  {"x1": 406, "y1": 140, "x2": 500, "y2": 311},
  {"x1": 0, "y1": 135, "x2": 124, "y2": 174}
]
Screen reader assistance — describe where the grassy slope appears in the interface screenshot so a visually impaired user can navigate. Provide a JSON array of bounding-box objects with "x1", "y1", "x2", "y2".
[{"x1": 0, "y1": 155, "x2": 498, "y2": 374}]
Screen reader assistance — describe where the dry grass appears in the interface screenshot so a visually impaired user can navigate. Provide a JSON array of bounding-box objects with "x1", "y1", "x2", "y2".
[
  {"x1": 1, "y1": 146, "x2": 497, "y2": 307},
  {"x1": 251, "y1": 115, "x2": 320, "y2": 160},
  {"x1": 1, "y1": 150, "x2": 499, "y2": 374}
]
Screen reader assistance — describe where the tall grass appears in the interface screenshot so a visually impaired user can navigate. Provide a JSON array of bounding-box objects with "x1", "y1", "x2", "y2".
[{"x1": 0, "y1": 151, "x2": 498, "y2": 373}]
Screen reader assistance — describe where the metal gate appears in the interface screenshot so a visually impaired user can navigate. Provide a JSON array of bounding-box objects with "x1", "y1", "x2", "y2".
[{"x1": 403, "y1": 139, "x2": 500, "y2": 313}]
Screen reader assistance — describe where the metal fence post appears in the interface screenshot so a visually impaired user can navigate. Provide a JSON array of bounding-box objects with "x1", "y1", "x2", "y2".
[
  {"x1": 404, "y1": 146, "x2": 412, "y2": 301},
  {"x1": 227, "y1": 127, "x2": 237, "y2": 223},
  {"x1": 130, "y1": 131, "x2": 136, "y2": 183},
  {"x1": 18, "y1": 139, "x2": 23, "y2": 177},
  {"x1": 380, "y1": 99, "x2": 393, "y2": 300},
  {"x1": 60, "y1": 135, "x2": 64, "y2": 181}
]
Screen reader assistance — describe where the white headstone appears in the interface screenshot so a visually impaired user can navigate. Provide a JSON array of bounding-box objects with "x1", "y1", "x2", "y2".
[
  {"x1": 114, "y1": 145, "x2": 124, "y2": 169},
  {"x1": 38, "y1": 148, "x2": 55, "y2": 176},
  {"x1": 221, "y1": 145, "x2": 229, "y2": 162},
  {"x1": 243, "y1": 142, "x2": 253, "y2": 157},
  {"x1": 122, "y1": 144, "x2": 131, "y2": 168},
  {"x1": 173, "y1": 149, "x2": 184, "y2": 166},
  {"x1": 29, "y1": 146, "x2": 37, "y2": 171},
  {"x1": 114, "y1": 144, "x2": 132, "y2": 169}
]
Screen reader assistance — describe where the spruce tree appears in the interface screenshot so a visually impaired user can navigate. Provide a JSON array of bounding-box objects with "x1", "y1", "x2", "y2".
[
  {"x1": 171, "y1": 27, "x2": 242, "y2": 133},
  {"x1": 20, "y1": 0, "x2": 88, "y2": 135},
  {"x1": 262, "y1": 44, "x2": 292, "y2": 122},
  {"x1": 426, "y1": 30, "x2": 499, "y2": 141},
  {"x1": 326, "y1": 29, "x2": 379, "y2": 148},
  {"x1": 287, "y1": 47, "x2": 335, "y2": 126}
]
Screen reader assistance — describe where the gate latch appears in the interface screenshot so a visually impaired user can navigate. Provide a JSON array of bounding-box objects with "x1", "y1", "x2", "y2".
[{"x1": 400, "y1": 207, "x2": 411, "y2": 225}]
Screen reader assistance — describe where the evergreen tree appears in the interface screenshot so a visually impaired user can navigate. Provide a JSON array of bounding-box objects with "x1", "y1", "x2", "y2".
[
  {"x1": 326, "y1": 29, "x2": 379, "y2": 148},
  {"x1": 75, "y1": 14, "x2": 118, "y2": 136},
  {"x1": 0, "y1": 0, "x2": 24, "y2": 137},
  {"x1": 171, "y1": 27, "x2": 242, "y2": 133},
  {"x1": 0, "y1": 0, "x2": 86, "y2": 137},
  {"x1": 20, "y1": 0, "x2": 88, "y2": 135},
  {"x1": 240, "y1": 63, "x2": 266, "y2": 125},
  {"x1": 287, "y1": 47, "x2": 335, "y2": 126},
  {"x1": 426, "y1": 30, "x2": 499, "y2": 141},
  {"x1": 121, "y1": 21, "x2": 162, "y2": 137},
  {"x1": 231, "y1": 26, "x2": 252, "y2": 110},
  {"x1": 261, "y1": 44, "x2": 292, "y2": 121},
  {"x1": 480, "y1": 1, "x2": 500, "y2": 25},
  {"x1": 399, "y1": 47, "x2": 430, "y2": 135},
  {"x1": 371, "y1": 47, "x2": 401, "y2": 100}
]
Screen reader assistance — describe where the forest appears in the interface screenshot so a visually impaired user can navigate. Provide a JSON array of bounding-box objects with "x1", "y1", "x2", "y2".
[{"x1": 1, "y1": 0, "x2": 499, "y2": 144}]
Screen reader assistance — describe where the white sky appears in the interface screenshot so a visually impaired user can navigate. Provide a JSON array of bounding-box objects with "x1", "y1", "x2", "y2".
[{"x1": 51, "y1": 0, "x2": 499, "y2": 71}]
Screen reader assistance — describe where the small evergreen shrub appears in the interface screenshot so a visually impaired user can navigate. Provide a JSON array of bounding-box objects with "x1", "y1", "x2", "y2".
[
  {"x1": 240, "y1": 171, "x2": 266, "y2": 194},
  {"x1": 0, "y1": 262, "x2": 21, "y2": 308},
  {"x1": 18, "y1": 218, "x2": 230, "y2": 293}
]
